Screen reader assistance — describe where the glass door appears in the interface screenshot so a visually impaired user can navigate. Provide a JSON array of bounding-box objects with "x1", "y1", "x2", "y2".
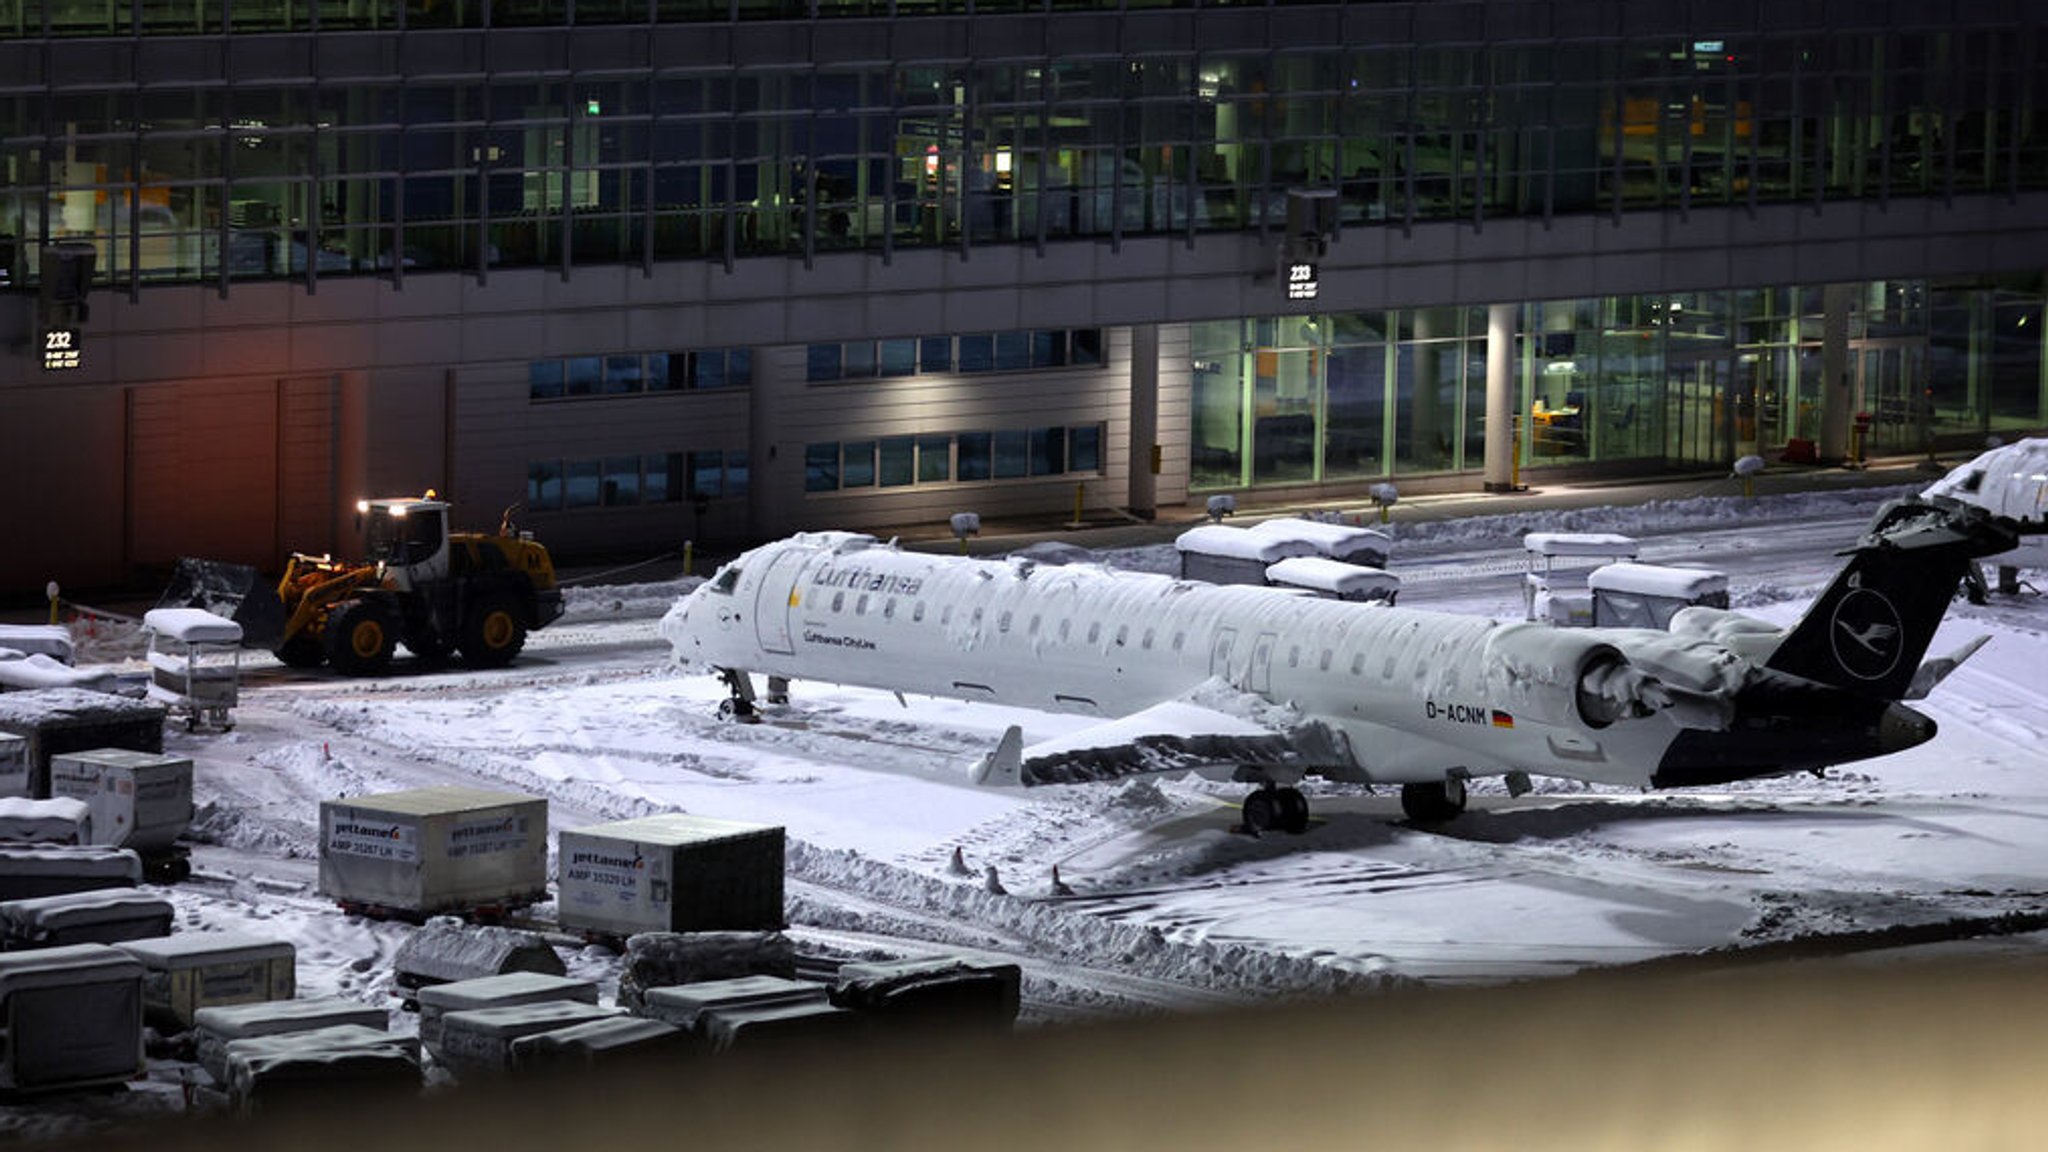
[{"x1": 1857, "y1": 343, "x2": 1930, "y2": 456}]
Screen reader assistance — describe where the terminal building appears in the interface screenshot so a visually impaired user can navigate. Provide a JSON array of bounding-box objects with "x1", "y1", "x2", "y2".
[{"x1": 2, "y1": 0, "x2": 2044, "y2": 592}]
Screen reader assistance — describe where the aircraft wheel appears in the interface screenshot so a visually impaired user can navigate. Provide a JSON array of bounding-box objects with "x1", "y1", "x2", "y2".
[
  {"x1": 1400, "y1": 778, "x2": 1468, "y2": 824},
  {"x1": 1242, "y1": 788, "x2": 1278, "y2": 832},
  {"x1": 716, "y1": 698, "x2": 758, "y2": 723},
  {"x1": 1275, "y1": 787, "x2": 1311, "y2": 834},
  {"x1": 326, "y1": 601, "x2": 397, "y2": 676}
]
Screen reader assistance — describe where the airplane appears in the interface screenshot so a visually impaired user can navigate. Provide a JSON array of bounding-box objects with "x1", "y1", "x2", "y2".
[{"x1": 661, "y1": 446, "x2": 2038, "y2": 833}]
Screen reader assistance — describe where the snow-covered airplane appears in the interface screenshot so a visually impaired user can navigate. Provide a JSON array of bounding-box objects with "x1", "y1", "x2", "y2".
[{"x1": 662, "y1": 443, "x2": 2041, "y2": 831}]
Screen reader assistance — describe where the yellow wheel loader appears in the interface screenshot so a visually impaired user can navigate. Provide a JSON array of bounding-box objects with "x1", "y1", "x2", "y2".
[{"x1": 160, "y1": 495, "x2": 565, "y2": 676}]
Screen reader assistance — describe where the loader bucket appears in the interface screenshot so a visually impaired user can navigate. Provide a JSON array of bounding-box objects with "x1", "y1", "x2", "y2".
[{"x1": 156, "y1": 558, "x2": 287, "y2": 649}]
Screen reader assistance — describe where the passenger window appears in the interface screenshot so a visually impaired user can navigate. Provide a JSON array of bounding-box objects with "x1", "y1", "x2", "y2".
[
  {"x1": 1350, "y1": 654, "x2": 1364, "y2": 675},
  {"x1": 913, "y1": 602, "x2": 926, "y2": 623},
  {"x1": 832, "y1": 592, "x2": 845, "y2": 612},
  {"x1": 971, "y1": 607, "x2": 984, "y2": 628},
  {"x1": 1287, "y1": 646, "x2": 1300, "y2": 668},
  {"x1": 1141, "y1": 629, "x2": 1155, "y2": 650},
  {"x1": 1382, "y1": 655, "x2": 1396, "y2": 679},
  {"x1": 1319, "y1": 649, "x2": 1332, "y2": 672},
  {"x1": 1087, "y1": 622, "x2": 1101, "y2": 644},
  {"x1": 856, "y1": 594, "x2": 870, "y2": 615},
  {"x1": 1029, "y1": 615, "x2": 1042, "y2": 636},
  {"x1": 942, "y1": 606, "x2": 953, "y2": 626},
  {"x1": 1115, "y1": 625, "x2": 1128, "y2": 647},
  {"x1": 1058, "y1": 619, "x2": 1071, "y2": 641},
  {"x1": 998, "y1": 610, "x2": 1012, "y2": 633},
  {"x1": 1171, "y1": 631, "x2": 1185, "y2": 652},
  {"x1": 884, "y1": 598, "x2": 896, "y2": 620}
]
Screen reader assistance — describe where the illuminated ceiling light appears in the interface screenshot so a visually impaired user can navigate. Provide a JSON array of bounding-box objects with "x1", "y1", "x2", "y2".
[{"x1": 995, "y1": 149, "x2": 1012, "y2": 175}]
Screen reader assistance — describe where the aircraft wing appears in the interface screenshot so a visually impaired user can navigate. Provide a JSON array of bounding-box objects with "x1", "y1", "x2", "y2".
[{"x1": 971, "y1": 695, "x2": 1354, "y2": 788}]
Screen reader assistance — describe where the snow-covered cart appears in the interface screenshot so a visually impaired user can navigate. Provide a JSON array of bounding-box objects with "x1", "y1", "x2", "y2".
[{"x1": 143, "y1": 608, "x2": 243, "y2": 732}]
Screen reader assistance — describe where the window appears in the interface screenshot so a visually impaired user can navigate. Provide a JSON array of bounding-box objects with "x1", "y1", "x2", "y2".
[
  {"x1": 998, "y1": 610, "x2": 1012, "y2": 633},
  {"x1": 1032, "y1": 330, "x2": 1067, "y2": 368},
  {"x1": 1028, "y1": 427, "x2": 1065, "y2": 475},
  {"x1": 842, "y1": 341, "x2": 878, "y2": 380},
  {"x1": 1141, "y1": 628, "x2": 1155, "y2": 649},
  {"x1": 1072, "y1": 329, "x2": 1105, "y2": 366},
  {"x1": 1115, "y1": 625, "x2": 1128, "y2": 646},
  {"x1": 602, "y1": 355, "x2": 641, "y2": 395},
  {"x1": 832, "y1": 592, "x2": 845, "y2": 612},
  {"x1": 880, "y1": 339, "x2": 918, "y2": 377},
  {"x1": 726, "y1": 449, "x2": 750, "y2": 498},
  {"x1": 856, "y1": 594, "x2": 870, "y2": 614},
  {"x1": 957, "y1": 432, "x2": 993, "y2": 481},
  {"x1": 805, "y1": 443, "x2": 840, "y2": 491},
  {"x1": 528, "y1": 461, "x2": 563, "y2": 510},
  {"x1": 565, "y1": 460, "x2": 602, "y2": 508},
  {"x1": 1070, "y1": 425, "x2": 1102, "y2": 472},
  {"x1": 647, "y1": 454, "x2": 680, "y2": 502},
  {"x1": 993, "y1": 430, "x2": 1028, "y2": 478},
  {"x1": 879, "y1": 437, "x2": 915, "y2": 487},
  {"x1": 842, "y1": 441, "x2": 876, "y2": 487},
  {"x1": 807, "y1": 344, "x2": 841, "y2": 382},
  {"x1": 958, "y1": 333, "x2": 994, "y2": 373},
  {"x1": 920, "y1": 337, "x2": 952, "y2": 373},
  {"x1": 529, "y1": 362, "x2": 565, "y2": 400},
  {"x1": 566, "y1": 356, "x2": 602, "y2": 396},
  {"x1": 689, "y1": 451, "x2": 723, "y2": 499},
  {"x1": 917, "y1": 435, "x2": 951, "y2": 482},
  {"x1": 602, "y1": 456, "x2": 641, "y2": 505},
  {"x1": 995, "y1": 330, "x2": 1031, "y2": 370},
  {"x1": 913, "y1": 602, "x2": 925, "y2": 622}
]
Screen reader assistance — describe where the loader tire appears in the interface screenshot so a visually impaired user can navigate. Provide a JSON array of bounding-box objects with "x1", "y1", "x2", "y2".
[
  {"x1": 275, "y1": 635, "x2": 326, "y2": 669},
  {"x1": 461, "y1": 598, "x2": 527, "y2": 668},
  {"x1": 327, "y1": 601, "x2": 397, "y2": 676}
]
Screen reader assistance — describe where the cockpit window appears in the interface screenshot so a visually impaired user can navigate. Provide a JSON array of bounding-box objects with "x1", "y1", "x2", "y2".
[{"x1": 712, "y1": 567, "x2": 741, "y2": 594}]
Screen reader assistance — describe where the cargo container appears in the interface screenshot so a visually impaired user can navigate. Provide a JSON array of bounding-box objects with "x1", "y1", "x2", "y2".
[
  {"x1": 0, "y1": 733, "x2": 25, "y2": 799},
  {"x1": 557, "y1": 813, "x2": 785, "y2": 938},
  {"x1": 195, "y1": 997, "x2": 392, "y2": 1084},
  {"x1": 317, "y1": 787, "x2": 547, "y2": 917},
  {"x1": 638, "y1": 975, "x2": 829, "y2": 1034},
  {"x1": 414, "y1": 971, "x2": 599, "y2": 1053},
  {"x1": 47, "y1": 748, "x2": 193, "y2": 854},
  {"x1": 0, "y1": 796, "x2": 89, "y2": 844},
  {"x1": 1174, "y1": 524, "x2": 1319, "y2": 586},
  {"x1": 0, "y1": 689, "x2": 165, "y2": 798},
  {"x1": 700, "y1": 999, "x2": 862, "y2": 1054},
  {"x1": 0, "y1": 845, "x2": 141, "y2": 902},
  {"x1": 391, "y1": 917, "x2": 564, "y2": 994},
  {"x1": 433, "y1": 1000, "x2": 620, "y2": 1074},
  {"x1": 224, "y1": 1026, "x2": 421, "y2": 1115},
  {"x1": 1263, "y1": 557, "x2": 1402, "y2": 603},
  {"x1": 116, "y1": 931, "x2": 296, "y2": 1030},
  {"x1": 830, "y1": 957, "x2": 1022, "y2": 1031},
  {"x1": 507, "y1": 1016, "x2": 687, "y2": 1072},
  {"x1": 0, "y1": 944, "x2": 144, "y2": 1092},
  {"x1": 0, "y1": 890, "x2": 172, "y2": 950},
  {"x1": 142, "y1": 608, "x2": 243, "y2": 733},
  {"x1": 1245, "y1": 517, "x2": 1392, "y2": 567}
]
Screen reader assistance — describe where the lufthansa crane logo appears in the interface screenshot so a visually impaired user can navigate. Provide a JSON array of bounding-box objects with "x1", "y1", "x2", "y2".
[{"x1": 1829, "y1": 577, "x2": 1904, "y2": 682}]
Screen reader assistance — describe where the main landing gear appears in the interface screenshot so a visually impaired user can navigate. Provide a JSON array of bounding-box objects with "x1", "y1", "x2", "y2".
[
  {"x1": 1399, "y1": 777, "x2": 1468, "y2": 824},
  {"x1": 1240, "y1": 784, "x2": 1311, "y2": 835}
]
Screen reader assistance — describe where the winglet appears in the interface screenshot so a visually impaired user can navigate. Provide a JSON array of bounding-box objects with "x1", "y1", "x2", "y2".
[
  {"x1": 1903, "y1": 634, "x2": 1991, "y2": 701},
  {"x1": 971, "y1": 725, "x2": 1025, "y2": 787}
]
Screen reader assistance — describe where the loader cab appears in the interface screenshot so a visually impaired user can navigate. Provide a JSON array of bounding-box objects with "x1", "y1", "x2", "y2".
[{"x1": 360, "y1": 498, "x2": 451, "y2": 591}]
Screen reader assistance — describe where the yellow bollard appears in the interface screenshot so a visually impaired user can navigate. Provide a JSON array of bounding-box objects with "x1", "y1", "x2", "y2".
[
  {"x1": 1742, "y1": 474, "x2": 1755, "y2": 500},
  {"x1": 683, "y1": 540, "x2": 695, "y2": 577}
]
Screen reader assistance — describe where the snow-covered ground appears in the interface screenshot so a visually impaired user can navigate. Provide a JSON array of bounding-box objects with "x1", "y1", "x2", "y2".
[{"x1": 9, "y1": 481, "x2": 2048, "y2": 1138}]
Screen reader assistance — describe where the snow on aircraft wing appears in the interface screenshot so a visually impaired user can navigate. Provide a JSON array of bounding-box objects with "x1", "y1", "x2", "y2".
[{"x1": 971, "y1": 695, "x2": 1354, "y2": 788}]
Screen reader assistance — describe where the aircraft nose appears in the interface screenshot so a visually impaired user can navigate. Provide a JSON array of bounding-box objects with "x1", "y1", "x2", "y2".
[{"x1": 1877, "y1": 703, "x2": 1937, "y2": 754}]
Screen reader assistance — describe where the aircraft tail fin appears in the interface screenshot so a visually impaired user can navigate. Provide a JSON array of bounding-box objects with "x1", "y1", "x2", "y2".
[
  {"x1": 1764, "y1": 498, "x2": 2015, "y2": 699},
  {"x1": 971, "y1": 725, "x2": 1026, "y2": 788}
]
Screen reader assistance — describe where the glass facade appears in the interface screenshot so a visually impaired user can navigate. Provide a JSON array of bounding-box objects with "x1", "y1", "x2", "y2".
[
  {"x1": 4, "y1": 17, "x2": 2043, "y2": 291},
  {"x1": 1191, "y1": 279, "x2": 2048, "y2": 490}
]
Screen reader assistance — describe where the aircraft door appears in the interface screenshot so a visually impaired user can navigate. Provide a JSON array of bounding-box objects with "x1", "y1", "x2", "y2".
[
  {"x1": 1209, "y1": 628, "x2": 1238, "y2": 682},
  {"x1": 1248, "y1": 632, "x2": 1278, "y2": 694},
  {"x1": 751, "y1": 548, "x2": 808, "y2": 656}
]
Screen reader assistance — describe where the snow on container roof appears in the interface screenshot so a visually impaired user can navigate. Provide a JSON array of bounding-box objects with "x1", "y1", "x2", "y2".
[
  {"x1": 0, "y1": 845, "x2": 141, "y2": 883},
  {"x1": 393, "y1": 919, "x2": 564, "y2": 987},
  {"x1": 1924, "y1": 437, "x2": 2048, "y2": 527},
  {"x1": 0, "y1": 889, "x2": 171, "y2": 931},
  {"x1": 571, "y1": 812, "x2": 783, "y2": 846},
  {"x1": 1174, "y1": 524, "x2": 1320, "y2": 562},
  {"x1": 0, "y1": 797, "x2": 89, "y2": 843},
  {"x1": 0, "y1": 656, "x2": 117, "y2": 694},
  {"x1": 195, "y1": 997, "x2": 388, "y2": 1039},
  {"x1": 1587, "y1": 562, "x2": 1729, "y2": 598},
  {"x1": 117, "y1": 931, "x2": 293, "y2": 968},
  {"x1": 1523, "y1": 532, "x2": 1641, "y2": 558},
  {"x1": 332, "y1": 785, "x2": 541, "y2": 817},
  {"x1": 142, "y1": 608, "x2": 244, "y2": 645},
  {"x1": 642, "y1": 975, "x2": 827, "y2": 1031},
  {"x1": 0, "y1": 943, "x2": 144, "y2": 995},
  {"x1": 0, "y1": 626, "x2": 73, "y2": 664},
  {"x1": 1264, "y1": 557, "x2": 1402, "y2": 596},
  {"x1": 1245, "y1": 518, "x2": 1392, "y2": 551},
  {"x1": 415, "y1": 970, "x2": 598, "y2": 1011},
  {"x1": 0, "y1": 687, "x2": 162, "y2": 728}
]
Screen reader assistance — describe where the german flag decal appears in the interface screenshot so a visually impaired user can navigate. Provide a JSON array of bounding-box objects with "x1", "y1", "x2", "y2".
[{"x1": 1491, "y1": 710, "x2": 1515, "y2": 729}]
